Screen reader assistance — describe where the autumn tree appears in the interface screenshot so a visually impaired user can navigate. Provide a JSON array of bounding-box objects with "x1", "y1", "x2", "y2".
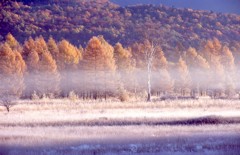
[
  {"x1": 152, "y1": 47, "x2": 173, "y2": 96},
  {"x1": 57, "y1": 39, "x2": 81, "y2": 70},
  {"x1": 0, "y1": 42, "x2": 26, "y2": 111},
  {"x1": 23, "y1": 36, "x2": 60, "y2": 98},
  {"x1": 83, "y1": 36, "x2": 116, "y2": 99},
  {"x1": 129, "y1": 42, "x2": 146, "y2": 96},
  {"x1": 57, "y1": 39, "x2": 82, "y2": 96},
  {"x1": 131, "y1": 42, "x2": 146, "y2": 69},
  {"x1": 201, "y1": 38, "x2": 225, "y2": 97},
  {"x1": 114, "y1": 43, "x2": 135, "y2": 93},
  {"x1": 5, "y1": 33, "x2": 21, "y2": 51},
  {"x1": 230, "y1": 41, "x2": 240, "y2": 66},
  {"x1": 229, "y1": 41, "x2": 240, "y2": 95},
  {"x1": 221, "y1": 46, "x2": 236, "y2": 97},
  {"x1": 174, "y1": 57, "x2": 191, "y2": 96},
  {"x1": 99, "y1": 36, "x2": 118, "y2": 99},
  {"x1": 186, "y1": 47, "x2": 210, "y2": 97},
  {"x1": 47, "y1": 36, "x2": 59, "y2": 61},
  {"x1": 22, "y1": 37, "x2": 35, "y2": 60}
]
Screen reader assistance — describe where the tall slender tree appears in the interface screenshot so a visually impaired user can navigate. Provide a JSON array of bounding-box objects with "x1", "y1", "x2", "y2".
[
  {"x1": 221, "y1": 46, "x2": 236, "y2": 97},
  {"x1": 152, "y1": 47, "x2": 173, "y2": 96},
  {"x1": 143, "y1": 40, "x2": 156, "y2": 102},
  {"x1": 0, "y1": 42, "x2": 26, "y2": 98},
  {"x1": 201, "y1": 38, "x2": 224, "y2": 97},
  {"x1": 186, "y1": 47, "x2": 210, "y2": 96},
  {"x1": 114, "y1": 43, "x2": 135, "y2": 92},
  {"x1": 174, "y1": 57, "x2": 191, "y2": 96},
  {"x1": 47, "y1": 37, "x2": 59, "y2": 61},
  {"x1": 83, "y1": 36, "x2": 116, "y2": 99},
  {"x1": 23, "y1": 36, "x2": 60, "y2": 98},
  {"x1": 57, "y1": 39, "x2": 82, "y2": 96}
]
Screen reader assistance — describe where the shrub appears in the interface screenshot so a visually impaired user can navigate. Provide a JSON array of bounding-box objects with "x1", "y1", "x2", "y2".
[
  {"x1": 68, "y1": 91, "x2": 78, "y2": 101},
  {"x1": 31, "y1": 91, "x2": 40, "y2": 100},
  {"x1": 118, "y1": 87, "x2": 129, "y2": 102}
]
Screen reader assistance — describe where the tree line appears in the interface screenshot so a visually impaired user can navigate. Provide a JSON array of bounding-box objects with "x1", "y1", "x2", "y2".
[{"x1": 0, "y1": 33, "x2": 239, "y2": 101}]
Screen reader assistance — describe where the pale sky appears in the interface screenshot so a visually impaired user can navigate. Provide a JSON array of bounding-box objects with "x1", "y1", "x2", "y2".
[{"x1": 111, "y1": 0, "x2": 240, "y2": 14}]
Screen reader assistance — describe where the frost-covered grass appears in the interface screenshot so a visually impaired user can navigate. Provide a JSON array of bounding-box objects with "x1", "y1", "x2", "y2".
[
  {"x1": 0, "y1": 99, "x2": 240, "y2": 154},
  {"x1": 1, "y1": 124, "x2": 240, "y2": 155},
  {"x1": 1, "y1": 99, "x2": 240, "y2": 125}
]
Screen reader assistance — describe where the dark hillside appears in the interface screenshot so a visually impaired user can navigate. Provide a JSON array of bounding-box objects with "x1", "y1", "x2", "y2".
[{"x1": 0, "y1": 0, "x2": 239, "y2": 54}]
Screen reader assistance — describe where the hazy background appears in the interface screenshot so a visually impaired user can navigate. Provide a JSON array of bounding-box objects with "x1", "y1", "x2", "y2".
[{"x1": 111, "y1": 0, "x2": 240, "y2": 14}]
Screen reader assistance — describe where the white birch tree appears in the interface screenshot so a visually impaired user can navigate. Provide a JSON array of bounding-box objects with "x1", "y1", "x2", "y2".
[{"x1": 144, "y1": 41, "x2": 156, "y2": 102}]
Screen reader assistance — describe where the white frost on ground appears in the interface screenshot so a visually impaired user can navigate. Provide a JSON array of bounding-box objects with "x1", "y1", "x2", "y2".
[
  {"x1": 0, "y1": 100, "x2": 240, "y2": 155},
  {"x1": 1, "y1": 102, "x2": 240, "y2": 124}
]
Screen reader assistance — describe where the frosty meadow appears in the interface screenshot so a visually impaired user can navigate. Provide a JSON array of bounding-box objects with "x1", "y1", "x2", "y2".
[
  {"x1": 1, "y1": 0, "x2": 240, "y2": 154},
  {"x1": 0, "y1": 100, "x2": 240, "y2": 154}
]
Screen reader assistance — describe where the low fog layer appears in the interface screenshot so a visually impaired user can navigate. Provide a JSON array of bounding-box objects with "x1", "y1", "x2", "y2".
[{"x1": 0, "y1": 67, "x2": 239, "y2": 99}]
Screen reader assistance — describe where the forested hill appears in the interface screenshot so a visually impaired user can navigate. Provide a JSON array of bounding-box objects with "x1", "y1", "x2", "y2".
[{"x1": 0, "y1": 0, "x2": 240, "y2": 54}]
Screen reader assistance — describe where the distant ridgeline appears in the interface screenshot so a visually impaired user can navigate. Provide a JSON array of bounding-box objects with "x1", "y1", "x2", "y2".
[{"x1": 111, "y1": 0, "x2": 240, "y2": 14}]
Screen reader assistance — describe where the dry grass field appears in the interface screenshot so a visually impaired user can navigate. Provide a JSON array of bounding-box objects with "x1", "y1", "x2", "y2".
[{"x1": 0, "y1": 99, "x2": 240, "y2": 154}]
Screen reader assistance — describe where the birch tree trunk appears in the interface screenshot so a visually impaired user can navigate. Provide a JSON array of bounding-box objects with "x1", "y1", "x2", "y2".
[
  {"x1": 147, "y1": 60, "x2": 151, "y2": 101},
  {"x1": 145, "y1": 42, "x2": 156, "y2": 102}
]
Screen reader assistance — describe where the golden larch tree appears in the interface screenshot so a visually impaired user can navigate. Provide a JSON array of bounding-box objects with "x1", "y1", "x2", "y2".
[
  {"x1": 23, "y1": 36, "x2": 60, "y2": 98},
  {"x1": 221, "y1": 46, "x2": 236, "y2": 97},
  {"x1": 131, "y1": 42, "x2": 146, "y2": 69},
  {"x1": 174, "y1": 57, "x2": 191, "y2": 96},
  {"x1": 57, "y1": 39, "x2": 82, "y2": 96},
  {"x1": 186, "y1": 47, "x2": 210, "y2": 96},
  {"x1": 130, "y1": 40, "x2": 152, "y2": 96},
  {"x1": 201, "y1": 38, "x2": 225, "y2": 97},
  {"x1": 57, "y1": 39, "x2": 81, "y2": 70},
  {"x1": 0, "y1": 42, "x2": 26, "y2": 98},
  {"x1": 5, "y1": 33, "x2": 21, "y2": 52},
  {"x1": 152, "y1": 47, "x2": 173, "y2": 96},
  {"x1": 114, "y1": 42, "x2": 135, "y2": 92},
  {"x1": 83, "y1": 36, "x2": 116, "y2": 99},
  {"x1": 47, "y1": 37, "x2": 59, "y2": 61}
]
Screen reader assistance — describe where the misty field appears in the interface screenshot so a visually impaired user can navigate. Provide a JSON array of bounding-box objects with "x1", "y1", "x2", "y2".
[{"x1": 0, "y1": 99, "x2": 240, "y2": 155}]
